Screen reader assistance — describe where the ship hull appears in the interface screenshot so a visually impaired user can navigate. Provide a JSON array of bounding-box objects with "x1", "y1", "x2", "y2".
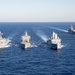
[
  {"x1": 68, "y1": 30, "x2": 75, "y2": 33},
  {"x1": 47, "y1": 40, "x2": 57, "y2": 50},
  {"x1": 47, "y1": 40, "x2": 61, "y2": 50},
  {"x1": 21, "y1": 43, "x2": 31, "y2": 49},
  {"x1": 51, "y1": 43, "x2": 57, "y2": 50}
]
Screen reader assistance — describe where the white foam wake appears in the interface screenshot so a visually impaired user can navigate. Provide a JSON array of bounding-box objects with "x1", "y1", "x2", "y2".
[
  {"x1": 49, "y1": 27, "x2": 68, "y2": 33},
  {"x1": 61, "y1": 44, "x2": 68, "y2": 48},
  {"x1": 30, "y1": 43, "x2": 38, "y2": 48},
  {"x1": 36, "y1": 30, "x2": 48, "y2": 42},
  {"x1": 4, "y1": 43, "x2": 11, "y2": 48},
  {"x1": 7, "y1": 32, "x2": 18, "y2": 40}
]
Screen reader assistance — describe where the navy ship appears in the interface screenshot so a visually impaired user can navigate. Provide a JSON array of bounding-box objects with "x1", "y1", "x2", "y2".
[
  {"x1": 0, "y1": 31, "x2": 10, "y2": 48},
  {"x1": 21, "y1": 32, "x2": 31, "y2": 49},
  {"x1": 68, "y1": 25, "x2": 75, "y2": 33},
  {"x1": 47, "y1": 32, "x2": 61, "y2": 50}
]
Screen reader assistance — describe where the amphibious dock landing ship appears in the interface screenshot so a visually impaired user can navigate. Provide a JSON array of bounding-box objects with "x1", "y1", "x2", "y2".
[
  {"x1": 47, "y1": 32, "x2": 61, "y2": 50},
  {"x1": 21, "y1": 32, "x2": 31, "y2": 49},
  {"x1": 0, "y1": 31, "x2": 10, "y2": 48}
]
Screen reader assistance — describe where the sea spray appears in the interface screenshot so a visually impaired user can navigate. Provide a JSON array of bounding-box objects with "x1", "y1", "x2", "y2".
[
  {"x1": 31, "y1": 43, "x2": 38, "y2": 48},
  {"x1": 5, "y1": 43, "x2": 11, "y2": 48}
]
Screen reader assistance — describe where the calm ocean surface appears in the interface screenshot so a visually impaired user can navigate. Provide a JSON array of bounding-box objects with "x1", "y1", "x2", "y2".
[{"x1": 0, "y1": 22, "x2": 75, "y2": 75}]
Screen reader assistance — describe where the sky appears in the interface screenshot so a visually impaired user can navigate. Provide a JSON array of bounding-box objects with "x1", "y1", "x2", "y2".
[{"x1": 0, "y1": 0, "x2": 75, "y2": 22}]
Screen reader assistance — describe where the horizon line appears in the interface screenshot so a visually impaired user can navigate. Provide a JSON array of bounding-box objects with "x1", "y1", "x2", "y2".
[{"x1": 0, "y1": 21, "x2": 74, "y2": 23}]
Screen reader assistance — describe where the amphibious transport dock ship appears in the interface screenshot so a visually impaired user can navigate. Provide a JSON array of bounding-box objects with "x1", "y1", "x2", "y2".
[
  {"x1": 0, "y1": 31, "x2": 10, "y2": 48},
  {"x1": 47, "y1": 32, "x2": 61, "y2": 50},
  {"x1": 68, "y1": 25, "x2": 75, "y2": 33},
  {"x1": 21, "y1": 32, "x2": 31, "y2": 49}
]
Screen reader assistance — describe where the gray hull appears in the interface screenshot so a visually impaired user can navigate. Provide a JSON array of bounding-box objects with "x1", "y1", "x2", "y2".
[
  {"x1": 21, "y1": 44, "x2": 25, "y2": 49},
  {"x1": 68, "y1": 30, "x2": 75, "y2": 33},
  {"x1": 21, "y1": 43, "x2": 31, "y2": 49},
  {"x1": 51, "y1": 43, "x2": 57, "y2": 50},
  {"x1": 47, "y1": 41, "x2": 57, "y2": 50}
]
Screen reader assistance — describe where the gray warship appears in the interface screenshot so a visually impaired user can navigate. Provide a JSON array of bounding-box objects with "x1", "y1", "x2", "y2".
[
  {"x1": 0, "y1": 31, "x2": 10, "y2": 48},
  {"x1": 68, "y1": 25, "x2": 75, "y2": 33},
  {"x1": 47, "y1": 32, "x2": 61, "y2": 50},
  {"x1": 21, "y1": 32, "x2": 31, "y2": 49}
]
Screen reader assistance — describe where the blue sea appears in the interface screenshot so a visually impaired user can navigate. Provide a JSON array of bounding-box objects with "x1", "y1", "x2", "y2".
[{"x1": 0, "y1": 22, "x2": 75, "y2": 75}]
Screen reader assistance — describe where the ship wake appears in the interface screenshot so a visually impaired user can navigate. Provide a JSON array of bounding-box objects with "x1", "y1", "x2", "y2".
[
  {"x1": 31, "y1": 43, "x2": 38, "y2": 48},
  {"x1": 35, "y1": 30, "x2": 48, "y2": 42},
  {"x1": 7, "y1": 32, "x2": 18, "y2": 40},
  {"x1": 4, "y1": 43, "x2": 11, "y2": 48},
  {"x1": 61, "y1": 43, "x2": 68, "y2": 48},
  {"x1": 48, "y1": 27, "x2": 68, "y2": 33}
]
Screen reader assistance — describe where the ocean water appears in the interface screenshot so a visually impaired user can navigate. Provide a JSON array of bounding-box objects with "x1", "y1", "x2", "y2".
[{"x1": 0, "y1": 22, "x2": 75, "y2": 75}]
